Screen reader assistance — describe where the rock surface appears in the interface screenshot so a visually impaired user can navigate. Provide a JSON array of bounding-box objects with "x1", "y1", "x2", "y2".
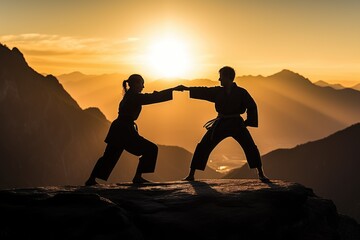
[{"x1": 0, "y1": 179, "x2": 359, "y2": 240}]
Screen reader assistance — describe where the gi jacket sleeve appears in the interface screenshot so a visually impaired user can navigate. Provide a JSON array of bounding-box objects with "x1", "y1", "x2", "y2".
[
  {"x1": 139, "y1": 89, "x2": 173, "y2": 105},
  {"x1": 189, "y1": 87, "x2": 219, "y2": 102},
  {"x1": 243, "y1": 90, "x2": 258, "y2": 127}
]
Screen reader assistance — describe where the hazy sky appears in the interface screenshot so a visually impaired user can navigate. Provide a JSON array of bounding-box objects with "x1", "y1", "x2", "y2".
[{"x1": 1, "y1": 0, "x2": 360, "y2": 85}]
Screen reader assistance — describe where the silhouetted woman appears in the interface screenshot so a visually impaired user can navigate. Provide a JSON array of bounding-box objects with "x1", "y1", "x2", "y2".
[{"x1": 85, "y1": 74, "x2": 183, "y2": 185}]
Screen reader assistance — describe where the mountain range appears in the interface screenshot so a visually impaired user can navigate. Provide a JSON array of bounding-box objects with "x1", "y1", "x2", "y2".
[
  {"x1": 57, "y1": 69, "x2": 360, "y2": 172},
  {"x1": 314, "y1": 80, "x2": 346, "y2": 89},
  {"x1": 314, "y1": 79, "x2": 360, "y2": 91},
  {"x1": 224, "y1": 122, "x2": 360, "y2": 222},
  {"x1": 0, "y1": 44, "x2": 220, "y2": 188},
  {"x1": 1, "y1": 43, "x2": 360, "y2": 224}
]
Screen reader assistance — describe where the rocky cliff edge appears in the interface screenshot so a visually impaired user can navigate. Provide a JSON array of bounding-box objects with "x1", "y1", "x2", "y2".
[{"x1": 0, "y1": 179, "x2": 359, "y2": 240}]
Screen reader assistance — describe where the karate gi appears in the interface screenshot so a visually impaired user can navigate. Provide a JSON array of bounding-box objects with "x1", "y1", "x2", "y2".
[
  {"x1": 89, "y1": 88, "x2": 173, "y2": 181},
  {"x1": 189, "y1": 83, "x2": 262, "y2": 170}
]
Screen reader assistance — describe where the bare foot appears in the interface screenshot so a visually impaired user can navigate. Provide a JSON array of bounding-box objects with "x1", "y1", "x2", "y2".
[
  {"x1": 85, "y1": 178, "x2": 98, "y2": 186},
  {"x1": 132, "y1": 177, "x2": 151, "y2": 184},
  {"x1": 182, "y1": 175, "x2": 195, "y2": 181},
  {"x1": 258, "y1": 174, "x2": 271, "y2": 183}
]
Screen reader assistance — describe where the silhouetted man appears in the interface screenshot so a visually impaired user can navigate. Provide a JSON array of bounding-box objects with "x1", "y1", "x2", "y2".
[{"x1": 182, "y1": 66, "x2": 269, "y2": 182}]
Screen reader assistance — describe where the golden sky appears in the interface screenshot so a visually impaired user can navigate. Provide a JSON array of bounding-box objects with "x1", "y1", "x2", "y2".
[{"x1": 1, "y1": 0, "x2": 360, "y2": 86}]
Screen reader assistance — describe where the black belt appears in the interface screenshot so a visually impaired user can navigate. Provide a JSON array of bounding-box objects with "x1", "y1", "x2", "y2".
[
  {"x1": 117, "y1": 116, "x2": 138, "y2": 132},
  {"x1": 203, "y1": 114, "x2": 241, "y2": 130},
  {"x1": 204, "y1": 114, "x2": 242, "y2": 140}
]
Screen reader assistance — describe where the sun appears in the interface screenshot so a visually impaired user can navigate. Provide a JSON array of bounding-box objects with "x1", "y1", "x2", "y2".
[{"x1": 146, "y1": 36, "x2": 193, "y2": 79}]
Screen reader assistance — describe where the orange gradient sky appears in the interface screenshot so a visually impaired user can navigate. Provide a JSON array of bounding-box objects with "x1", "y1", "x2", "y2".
[{"x1": 1, "y1": 0, "x2": 360, "y2": 86}]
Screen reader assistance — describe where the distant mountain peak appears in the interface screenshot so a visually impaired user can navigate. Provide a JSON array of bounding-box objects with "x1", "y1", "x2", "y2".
[
  {"x1": 271, "y1": 69, "x2": 301, "y2": 78},
  {"x1": 61, "y1": 71, "x2": 85, "y2": 77},
  {"x1": 45, "y1": 74, "x2": 59, "y2": 82},
  {"x1": 268, "y1": 69, "x2": 312, "y2": 85},
  {"x1": 0, "y1": 43, "x2": 29, "y2": 71},
  {"x1": 56, "y1": 71, "x2": 90, "y2": 83},
  {"x1": 314, "y1": 80, "x2": 328, "y2": 85},
  {"x1": 11, "y1": 47, "x2": 24, "y2": 59},
  {"x1": 352, "y1": 83, "x2": 360, "y2": 91},
  {"x1": 0, "y1": 44, "x2": 24, "y2": 59},
  {"x1": 280, "y1": 69, "x2": 294, "y2": 73},
  {"x1": 314, "y1": 80, "x2": 345, "y2": 90},
  {"x1": 0, "y1": 42, "x2": 10, "y2": 52},
  {"x1": 84, "y1": 107, "x2": 108, "y2": 121}
]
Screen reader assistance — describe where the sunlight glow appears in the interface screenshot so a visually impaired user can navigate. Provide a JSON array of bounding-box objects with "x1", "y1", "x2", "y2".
[{"x1": 146, "y1": 36, "x2": 192, "y2": 78}]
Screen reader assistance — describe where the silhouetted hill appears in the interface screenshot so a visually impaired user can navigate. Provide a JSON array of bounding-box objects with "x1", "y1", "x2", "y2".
[
  {"x1": 224, "y1": 123, "x2": 360, "y2": 222},
  {"x1": 0, "y1": 44, "x2": 110, "y2": 188},
  {"x1": 57, "y1": 72, "x2": 127, "y2": 114},
  {"x1": 1, "y1": 180, "x2": 359, "y2": 239},
  {"x1": 235, "y1": 69, "x2": 360, "y2": 154},
  {"x1": 352, "y1": 83, "x2": 360, "y2": 91},
  {"x1": 0, "y1": 44, "x2": 221, "y2": 188}
]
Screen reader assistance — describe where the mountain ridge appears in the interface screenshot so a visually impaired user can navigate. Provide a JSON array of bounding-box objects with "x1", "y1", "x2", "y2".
[
  {"x1": 224, "y1": 122, "x2": 360, "y2": 222},
  {"x1": 0, "y1": 43, "x2": 110, "y2": 188}
]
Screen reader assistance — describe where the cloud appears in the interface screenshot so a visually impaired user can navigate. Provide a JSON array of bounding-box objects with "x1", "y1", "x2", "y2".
[
  {"x1": 0, "y1": 33, "x2": 139, "y2": 56},
  {"x1": 0, "y1": 33, "x2": 142, "y2": 74}
]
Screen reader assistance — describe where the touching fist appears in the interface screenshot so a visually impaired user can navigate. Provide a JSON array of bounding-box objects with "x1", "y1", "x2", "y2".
[{"x1": 173, "y1": 85, "x2": 189, "y2": 91}]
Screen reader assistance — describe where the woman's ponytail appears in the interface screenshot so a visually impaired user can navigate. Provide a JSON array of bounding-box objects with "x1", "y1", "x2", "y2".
[
  {"x1": 122, "y1": 80, "x2": 128, "y2": 93},
  {"x1": 122, "y1": 74, "x2": 143, "y2": 94}
]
